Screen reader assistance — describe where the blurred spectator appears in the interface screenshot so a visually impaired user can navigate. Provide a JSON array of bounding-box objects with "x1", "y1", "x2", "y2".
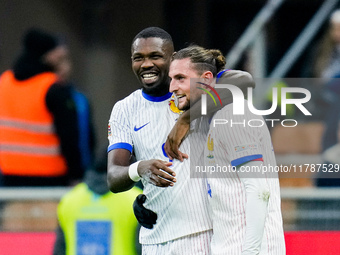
[
  {"x1": 302, "y1": 10, "x2": 340, "y2": 186},
  {"x1": 302, "y1": 9, "x2": 340, "y2": 80},
  {"x1": 53, "y1": 152, "x2": 141, "y2": 255},
  {"x1": 54, "y1": 36, "x2": 96, "y2": 177},
  {"x1": 0, "y1": 28, "x2": 95, "y2": 186}
]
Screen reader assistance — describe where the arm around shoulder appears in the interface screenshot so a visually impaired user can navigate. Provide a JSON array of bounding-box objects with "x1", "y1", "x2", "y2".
[{"x1": 216, "y1": 70, "x2": 255, "y2": 103}]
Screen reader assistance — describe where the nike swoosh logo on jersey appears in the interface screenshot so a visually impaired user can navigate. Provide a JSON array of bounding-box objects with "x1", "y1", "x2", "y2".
[{"x1": 134, "y1": 122, "x2": 150, "y2": 131}]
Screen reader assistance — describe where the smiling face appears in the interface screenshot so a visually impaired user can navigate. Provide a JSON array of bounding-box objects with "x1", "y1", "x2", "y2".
[
  {"x1": 169, "y1": 58, "x2": 210, "y2": 111},
  {"x1": 131, "y1": 37, "x2": 173, "y2": 96}
]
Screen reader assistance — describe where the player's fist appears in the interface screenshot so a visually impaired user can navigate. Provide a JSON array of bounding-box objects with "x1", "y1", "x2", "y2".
[{"x1": 138, "y1": 159, "x2": 176, "y2": 187}]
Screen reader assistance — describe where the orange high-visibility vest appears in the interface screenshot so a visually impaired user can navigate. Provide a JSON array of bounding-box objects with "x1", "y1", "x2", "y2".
[{"x1": 0, "y1": 70, "x2": 67, "y2": 177}]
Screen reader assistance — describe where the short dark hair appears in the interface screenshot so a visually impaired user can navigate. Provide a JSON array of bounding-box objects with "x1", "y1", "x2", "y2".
[{"x1": 132, "y1": 27, "x2": 173, "y2": 44}]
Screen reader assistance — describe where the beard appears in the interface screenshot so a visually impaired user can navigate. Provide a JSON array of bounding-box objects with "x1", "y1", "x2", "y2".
[{"x1": 141, "y1": 77, "x2": 170, "y2": 96}]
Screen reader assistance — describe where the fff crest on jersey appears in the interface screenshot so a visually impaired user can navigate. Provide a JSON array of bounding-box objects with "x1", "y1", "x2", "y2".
[
  {"x1": 207, "y1": 134, "x2": 214, "y2": 159},
  {"x1": 169, "y1": 95, "x2": 183, "y2": 114}
]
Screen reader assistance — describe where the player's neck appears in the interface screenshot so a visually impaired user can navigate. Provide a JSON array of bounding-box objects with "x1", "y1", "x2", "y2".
[{"x1": 142, "y1": 84, "x2": 170, "y2": 97}]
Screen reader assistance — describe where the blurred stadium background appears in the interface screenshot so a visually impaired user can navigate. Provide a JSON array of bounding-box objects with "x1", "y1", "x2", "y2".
[{"x1": 1, "y1": 0, "x2": 340, "y2": 254}]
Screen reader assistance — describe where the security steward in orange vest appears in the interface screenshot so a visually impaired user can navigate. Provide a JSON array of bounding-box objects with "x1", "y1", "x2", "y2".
[{"x1": 0, "y1": 28, "x2": 95, "y2": 186}]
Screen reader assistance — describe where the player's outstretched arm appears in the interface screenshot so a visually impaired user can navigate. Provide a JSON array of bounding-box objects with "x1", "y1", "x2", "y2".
[
  {"x1": 107, "y1": 149, "x2": 177, "y2": 193},
  {"x1": 165, "y1": 70, "x2": 255, "y2": 161}
]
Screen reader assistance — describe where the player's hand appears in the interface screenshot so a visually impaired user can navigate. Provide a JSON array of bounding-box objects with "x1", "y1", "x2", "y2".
[
  {"x1": 133, "y1": 194, "x2": 157, "y2": 229},
  {"x1": 138, "y1": 160, "x2": 176, "y2": 187},
  {"x1": 164, "y1": 117, "x2": 189, "y2": 162}
]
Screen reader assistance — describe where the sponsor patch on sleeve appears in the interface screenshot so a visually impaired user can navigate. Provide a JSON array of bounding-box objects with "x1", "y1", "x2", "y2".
[
  {"x1": 234, "y1": 143, "x2": 258, "y2": 153},
  {"x1": 108, "y1": 123, "x2": 112, "y2": 137}
]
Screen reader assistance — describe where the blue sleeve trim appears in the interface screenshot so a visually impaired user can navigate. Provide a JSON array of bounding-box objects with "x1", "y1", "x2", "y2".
[
  {"x1": 231, "y1": 154, "x2": 263, "y2": 167},
  {"x1": 216, "y1": 69, "x2": 231, "y2": 82},
  {"x1": 107, "y1": 143, "x2": 133, "y2": 153},
  {"x1": 162, "y1": 143, "x2": 173, "y2": 162}
]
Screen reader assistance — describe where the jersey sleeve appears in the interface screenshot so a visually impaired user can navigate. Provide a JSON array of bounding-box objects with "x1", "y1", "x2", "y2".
[
  {"x1": 237, "y1": 161, "x2": 269, "y2": 254},
  {"x1": 107, "y1": 101, "x2": 133, "y2": 153},
  {"x1": 216, "y1": 107, "x2": 264, "y2": 167}
]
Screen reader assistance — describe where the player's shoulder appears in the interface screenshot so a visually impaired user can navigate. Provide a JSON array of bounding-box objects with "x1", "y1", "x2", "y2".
[
  {"x1": 115, "y1": 89, "x2": 142, "y2": 105},
  {"x1": 217, "y1": 99, "x2": 241, "y2": 113},
  {"x1": 217, "y1": 69, "x2": 255, "y2": 88},
  {"x1": 217, "y1": 69, "x2": 253, "y2": 81},
  {"x1": 111, "y1": 89, "x2": 143, "y2": 114},
  {"x1": 213, "y1": 98, "x2": 250, "y2": 119}
]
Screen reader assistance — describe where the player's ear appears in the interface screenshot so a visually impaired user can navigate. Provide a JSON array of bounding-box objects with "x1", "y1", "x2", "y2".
[
  {"x1": 201, "y1": 71, "x2": 214, "y2": 87},
  {"x1": 171, "y1": 52, "x2": 177, "y2": 60}
]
